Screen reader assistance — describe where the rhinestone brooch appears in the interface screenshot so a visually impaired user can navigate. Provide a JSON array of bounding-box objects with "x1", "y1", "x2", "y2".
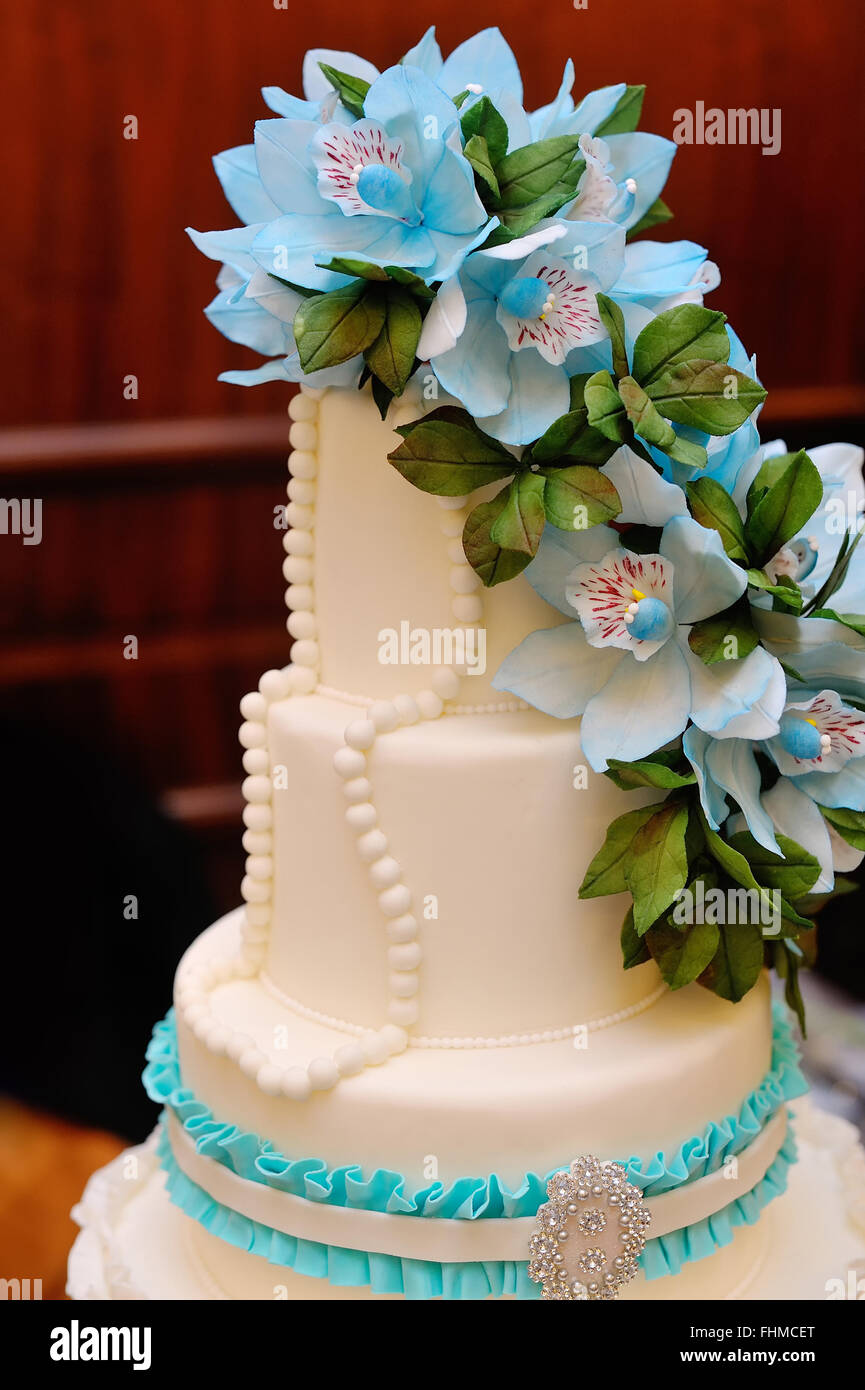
[{"x1": 528, "y1": 1155, "x2": 651, "y2": 1301}]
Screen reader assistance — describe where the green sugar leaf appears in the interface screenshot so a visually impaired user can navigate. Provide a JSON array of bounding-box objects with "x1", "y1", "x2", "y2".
[
  {"x1": 816, "y1": 805, "x2": 865, "y2": 852},
  {"x1": 294, "y1": 282, "x2": 387, "y2": 373},
  {"x1": 493, "y1": 135, "x2": 582, "y2": 208},
  {"x1": 492, "y1": 183, "x2": 580, "y2": 236},
  {"x1": 488, "y1": 471, "x2": 546, "y2": 558},
  {"x1": 388, "y1": 406, "x2": 515, "y2": 495},
  {"x1": 698, "y1": 922, "x2": 764, "y2": 1003},
  {"x1": 746, "y1": 568, "x2": 804, "y2": 611},
  {"x1": 317, "y1": 62, "x2": 370, "y2": 119},
  {"x1": 685, "y1": 477, "x2": 749, "y2": 562},
  {"x1": 621, "y1": 908, "x2": 651, "y2": 969},
  {"x1": 462, "y1": 482, "x2": 538, "y2": 587},
  {"x1": 579, "y1": 803, "x2": 664, "y2": 899},
  {"x1": 727, "y1": 831, "x2": 822, "y2": 901},
  {"x1": 364, "y1": 286, "x2": 423, "y2": 396},
  {"x1": 744, "y1": 450, "x2": 823, "y2": 564},
  {"x1": 688, "y1": 599, "x2": 758, "y2": 665},
  {"x1": 460, "y1": 95, "x2": 509, "y2": 165},
  {"x1": 808, "y1": 608, "x2": 865, "y2": 637},
  {"x1": 645, "y1": 360, "x2": 767, "y2": 435},
  {"x1": 625, "y1": 800, "x2": 690, "y2": 936},
  {"x1": 632, "y1": 304, "x2": 729, "y2": 388},
  {"x1": 604, "y1": 755, "x2": 696, "y2": 791},
  {"x1": 593, "y1": 84, "x2": 646, "y2": 137},
  {"x1": 618, "y1": 375, "x2": 677, "y2": 451},
  {"x1": 584, "y1": 370, "x2": 628, "y2": 443},
  {"x1": 463, "y1": 133, "x2": 500, "y2": 198},
  {"x1": 596, "y1": 293, "x2": 629, "y2": 380},
  {"x1": 646, "y1": 917, "x2": 721, "y2": 990},
  {"x1": 540, "y1": 464, "x2": 621, "y2": 531},
  {"x1": 529, "y1": 374, "x2": 618, "y2": 465}
]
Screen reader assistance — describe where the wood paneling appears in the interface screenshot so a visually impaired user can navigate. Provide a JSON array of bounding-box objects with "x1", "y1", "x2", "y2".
[{"x1": 1, "y1": 0, "x2": 863, "y2": 428}]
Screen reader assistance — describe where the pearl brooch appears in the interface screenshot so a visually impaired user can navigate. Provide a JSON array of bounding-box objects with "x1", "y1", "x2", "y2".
[{"x1": 528, "y1": 1157, "x2": 651, "y2": 1301}]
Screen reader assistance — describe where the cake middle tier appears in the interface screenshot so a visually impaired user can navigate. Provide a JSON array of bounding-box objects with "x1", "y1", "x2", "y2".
[{"x1": 260, "y1": 692, "x2": 660, "y2": 1039}]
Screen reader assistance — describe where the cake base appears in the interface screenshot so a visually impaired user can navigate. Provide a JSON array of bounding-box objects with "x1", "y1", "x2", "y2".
[{"x1": 68, "y1": 1100, "x2": 865, "y2": 1301}]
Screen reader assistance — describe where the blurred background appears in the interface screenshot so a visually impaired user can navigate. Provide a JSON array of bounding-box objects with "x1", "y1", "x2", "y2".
[{"x1": 0, "y1": 0, "x2": 863, "y2": 1295}]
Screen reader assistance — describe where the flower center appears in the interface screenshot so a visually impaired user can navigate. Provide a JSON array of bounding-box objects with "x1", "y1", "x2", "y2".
[
  {"x1": 353, "y1": 164, "x2": 421, "y2": 224},
  {"x1": 778, "y1": 713, "x2": 831, "y2": 760},
  {"x1": 499, "y1": 276, "x2": 555, "y2": 321},
  {"x1": 622, "y1": 589, "x2": 674, "y2": 642}
]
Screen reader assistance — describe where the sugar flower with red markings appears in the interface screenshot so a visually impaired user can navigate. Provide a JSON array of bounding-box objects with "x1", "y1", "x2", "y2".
[
  {"x1": 417, "y1": 219, "x2": 627, "y2": 445},
  {"x1": 493, "y1": 515, "x2": 785, "y2": 770}
]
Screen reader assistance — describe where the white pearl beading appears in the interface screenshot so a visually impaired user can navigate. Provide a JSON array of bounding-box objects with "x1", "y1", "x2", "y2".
[{"x1": 257, "y1": 972, "x2": 669, "y2": 1048}]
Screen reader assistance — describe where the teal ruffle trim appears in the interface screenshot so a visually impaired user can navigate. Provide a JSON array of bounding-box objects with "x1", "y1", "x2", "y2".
[
  {"x1": 144, "y1": 1003, "x2": 806, "y2": 1296},
  {"x1": 155, "y1": 1126, "x2": 537, "y2": 1299}
]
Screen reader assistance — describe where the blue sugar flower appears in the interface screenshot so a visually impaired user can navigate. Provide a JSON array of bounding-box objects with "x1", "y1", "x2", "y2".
[
  {"x1": 250, "y1": 65, "x2": 495, "y2": 292},
  {"x1": 493, "y1": 517, "x2": 784, "y2": 770},
  {"x1": 418, "y1": 221, "x2": 721, "y2": 446},
  {"x1": 190, "y1": 64, "x2": 495, "y2": 305},
  {"x1": 683, "y1": 671, "x2": 865, "y2": 891},
  {"x1": 186, "y1": 230, "x2": 364, "y2": 388}
]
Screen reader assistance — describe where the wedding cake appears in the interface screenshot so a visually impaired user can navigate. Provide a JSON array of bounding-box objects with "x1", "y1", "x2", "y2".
[{"x1": 69, "y1": 28, "x2": 865, "y2": 1301}]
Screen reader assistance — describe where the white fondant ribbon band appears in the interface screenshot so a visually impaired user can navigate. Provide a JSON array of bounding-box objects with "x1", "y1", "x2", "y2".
[{"x1": 166, "y1": 1109, "x2": 787, "y2": 1263}]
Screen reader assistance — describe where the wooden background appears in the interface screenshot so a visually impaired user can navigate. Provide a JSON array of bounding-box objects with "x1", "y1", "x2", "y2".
[{"x1": 1, "y1": 0, "x2": 864, "y2": 914}]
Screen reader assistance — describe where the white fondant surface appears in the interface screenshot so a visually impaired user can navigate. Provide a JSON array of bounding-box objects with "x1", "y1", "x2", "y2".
[
  {"x1": 312, "y1": 382, "x2": 564, "y2": 705},
  {"x1": 67, "y1": 1101, "x2": 865, "y2": 1301},
  {"x1": 266, "y1": 693, "x2": 660, "y2": 1034},
  {"x1": 176, "y1": 912, "x2": 773, "y2": 1191}
]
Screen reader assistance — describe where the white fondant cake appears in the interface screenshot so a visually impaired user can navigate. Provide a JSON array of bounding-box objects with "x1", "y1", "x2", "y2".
[
  {"x1": 69, "y1": 28, "x2": 865, "y2": 1302},
  {"x1": 68, "y1": 384, "x2": 865, "y2": 1301}
]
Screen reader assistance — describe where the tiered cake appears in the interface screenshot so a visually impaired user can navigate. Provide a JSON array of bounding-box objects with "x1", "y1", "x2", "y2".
[{"x1": 69, "y1": 28, "x2": 865, "y2": 1301}]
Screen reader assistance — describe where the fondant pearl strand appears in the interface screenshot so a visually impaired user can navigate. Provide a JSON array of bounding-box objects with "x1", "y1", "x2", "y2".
[
  {"x1": 333, "y1": 664, "x2": 462, "y2": 1040},
  {"x1": 178, "y1": 388, "x2": 416, "y2": 1104},
  {"x1": 256, "y1": 967, "x2": 668, "y2": 1047},
  {"x1": 316, "y1": 682, "x2": 529, "y2": 717}
]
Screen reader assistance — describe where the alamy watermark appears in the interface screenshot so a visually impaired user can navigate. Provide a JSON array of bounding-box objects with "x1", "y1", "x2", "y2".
[
  {"x1": 673, "y1": 102, "x2": 781, "y2": 157},
  {"x1": 378, "y1": 621, "x2": 487, "y2": 676},
  {"x1": 0, "y1": 497, "x2": 41, "y2": 545},
  {"x1": 672, "y1": 881, "x2": 781, "y2": 936}
]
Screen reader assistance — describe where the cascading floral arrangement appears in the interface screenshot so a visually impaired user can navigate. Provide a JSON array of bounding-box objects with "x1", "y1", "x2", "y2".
[{"x1": 190, "y1": 26, "x2": 865, "y2": 1027}]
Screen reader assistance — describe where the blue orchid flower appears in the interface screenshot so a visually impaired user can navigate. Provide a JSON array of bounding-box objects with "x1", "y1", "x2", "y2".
[
  {"x1": 493, "y1": 517, "x2": 785, "y2": 771},
  {"x1": 418, "y1": 222, "x2": 720, "y2": 445},
  {"x1": 417, "y1": 220, "x2": 624, "y2": 443},
  {"x1": 684, "y1": 659, "x2": 865, "y2": 892},
  {"x1": 190, "y1": 64, "x2": 495, "y2": 303}
]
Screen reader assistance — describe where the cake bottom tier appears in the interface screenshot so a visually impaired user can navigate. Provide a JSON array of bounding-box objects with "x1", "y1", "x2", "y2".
[{"x1": 67, "y1": 1101, "x2": 865, "y2": 1301}]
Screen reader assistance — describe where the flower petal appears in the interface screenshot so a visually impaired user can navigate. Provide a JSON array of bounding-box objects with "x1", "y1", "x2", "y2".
[
  {"x1": 524, "y1": 524, "x2": 620, "y2": 615},
  {"x1": 417, "y1": 274, "x2": 467, "y2": 359},
  {"x1": 213, "y1": 145, "x2": 282, "y2": 225},
  {"x1": 761, "y1": 781, "x2": 834, "y2": 892},
  {"x1": 704, "y1": 737, "x2": 782, "y2": 855},
  {"x1": 603, "y1": 132, "x2": 677, "y2": 228},
  {"x1": 430, "y1": 298, "x2": 512, "y2": 418},
  {"x1": 661, "y1": 514, "x2": 747, "y2": 623},
  {"x1": 492, "y1": 622, "x2": 621, "y2": 719},
  {"x1": 601, "y1": 448, "x2": 687, "y2": 526},
  {"x1": 302, "y1": 49, "x2": 380, "y2": 103},
  {"x1": 477, "y1": 349, "x2": 571, "y2": 445},
  {"x1": 186, "y1": 224, "x2": 262, "y2": 278},
  {"x1": 687, "y1": 642, "x2": 785, "y2": 738},
  {"x1": 580, "y1": 639, "x2": 691, "y2": 771},
  {"x1": 400, "y1": 26, "x2": 443, "y2": 75},
  {"x1": 615, "y1": 240, "x2": 711, "y2": 303},
  {"x1": 438, "y1": 28, "x2": 523, "y2": 105},
  {"x1": 253, "y1": 119, "x2": 324, "y2": 216},
  {"x1": 682, "y1": 726, "x2": 732, "y2": 831}
]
